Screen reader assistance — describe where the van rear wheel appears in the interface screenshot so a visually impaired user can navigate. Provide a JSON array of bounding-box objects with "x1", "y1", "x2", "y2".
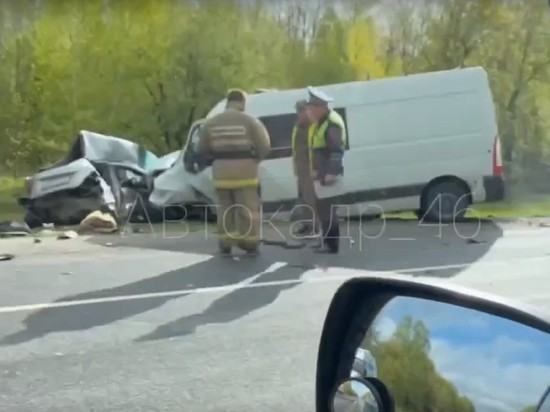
[{"x1": 421, "y1": 181, "x2": 470, "y2": 223}]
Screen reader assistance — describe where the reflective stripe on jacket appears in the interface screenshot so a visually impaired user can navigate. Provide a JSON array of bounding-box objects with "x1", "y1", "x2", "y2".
[{"x1": 213, "y1": 177, "x2": 260, "y2": 189}]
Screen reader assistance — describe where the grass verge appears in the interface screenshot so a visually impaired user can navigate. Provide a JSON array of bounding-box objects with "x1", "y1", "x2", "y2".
[
  {"x1": 0, "y1": 176, "x2": 25, "y2": 222},
  {"x1": 384, "y1": 200, "x2": 550, "y2": 220}
]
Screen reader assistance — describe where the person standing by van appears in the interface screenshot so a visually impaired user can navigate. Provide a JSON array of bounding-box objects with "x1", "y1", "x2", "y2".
[
  {"x1": 197, "y1": 89, "x2": 271, "y2": 256},
  {"x1": 291, "y1": 99, "x2": 319, "y2": 238},
  {"x1": 305, "y1": 87, "x2": 346, "y2": 254}
]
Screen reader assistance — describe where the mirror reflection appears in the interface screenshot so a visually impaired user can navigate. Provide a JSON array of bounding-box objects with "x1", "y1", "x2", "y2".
[
  {"x1": 354, "y1": 296, "x2": 550, "y2": 412},
  {"x1": 352, "y1": 347, "x2": 378, "y2": 379},
  {"x1": 333, "y1": 378, "x2": 380, "y2": 412}
]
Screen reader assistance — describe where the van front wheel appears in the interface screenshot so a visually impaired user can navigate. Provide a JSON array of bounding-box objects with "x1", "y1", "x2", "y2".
[{"x1": 421, "y1": 181, "x2": 470, "y2": 223}]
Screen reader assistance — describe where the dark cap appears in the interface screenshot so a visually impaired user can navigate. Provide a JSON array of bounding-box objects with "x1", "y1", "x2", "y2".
[
  {"x1": 306, "y1": 86, "x2": 333, "y2": 106},
  {"x1": 226, "y1": 88, "x2": 247, "y2": 102},
  {"x1": 295, "y1": 99, "x2": 307, "y2": 112}
]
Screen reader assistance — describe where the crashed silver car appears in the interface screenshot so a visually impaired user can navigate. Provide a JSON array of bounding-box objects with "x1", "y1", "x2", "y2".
[{"x1": 18, "y1": 130, "x2": 179, "y2": 228}]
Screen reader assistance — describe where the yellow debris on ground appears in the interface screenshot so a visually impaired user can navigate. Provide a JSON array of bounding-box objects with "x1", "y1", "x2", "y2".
[{"x1": 79, "y1": 210, "x2": 118, "y2": 234}]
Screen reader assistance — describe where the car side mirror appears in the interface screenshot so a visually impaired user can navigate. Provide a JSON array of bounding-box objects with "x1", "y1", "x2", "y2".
[{"x1": 317, "y1": 276, "x2": 550, "y2": 412}]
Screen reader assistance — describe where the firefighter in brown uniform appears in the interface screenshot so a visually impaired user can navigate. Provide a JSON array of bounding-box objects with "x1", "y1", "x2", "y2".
[
  {"x1": 197, "y1": 89, "x2": 271, "y2": 256},
  {"x1": 305, "y1": 87, "x2": 347, "y2": 254},
  {"x1": 291, "y1": 99, "x2": 319, "y2": 238}
]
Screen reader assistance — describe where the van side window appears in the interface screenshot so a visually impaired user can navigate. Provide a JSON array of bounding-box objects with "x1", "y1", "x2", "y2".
[
  {"x1": 259, "y1": 114, "x2": 295, "y2": 159},
  {"x1": 259, "y1": 107, "x2": 349, "y2": 159}
]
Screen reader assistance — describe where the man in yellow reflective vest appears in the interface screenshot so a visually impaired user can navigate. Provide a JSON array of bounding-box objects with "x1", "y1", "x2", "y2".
[
  {"x1": 305, "y1": 87, "x2": 347, "y2": 254},
  {"x1": 197, "y1": 89, "x2": 271, "y2": 256},
  {"x1": 291, "y1": 99, "x2": 320, "y2": 238}
]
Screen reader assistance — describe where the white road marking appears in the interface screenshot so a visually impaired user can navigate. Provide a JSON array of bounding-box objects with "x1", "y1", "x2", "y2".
[
  {"x1": 298, "y1": 254, "x2": 550, "y2": 281},
  {"x1": 383, "y1": 255, "x2": 550, "y2": 274},
  {"x1": 0, "y1": 255, "x2": 549, "y2": 315},
  {"x1": 236, "y1": 262, "x2": 288, "y2": 286},
  {"x1": 501, "y1": 228, "x2": 550, "y2": 237}
]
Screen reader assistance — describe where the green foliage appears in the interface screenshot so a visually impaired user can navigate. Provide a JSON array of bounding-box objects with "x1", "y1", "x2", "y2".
[
  {"x1": 0, "y1": 0, "x2": 548, "y2": 185},
  {"x1": 0, "y1": 176, "x2": 26, "y2": 220},
  {"x1": 364, "y1": 316, "x2": 476, "y2": 412},
  {"x1": 518, "y1": 406, "x2": 537, "y2": 412},
  {"x1": 341, "y1": 381, "x2": 355, "y2": 396}
]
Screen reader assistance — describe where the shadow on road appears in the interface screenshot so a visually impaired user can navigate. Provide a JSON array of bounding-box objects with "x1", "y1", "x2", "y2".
[
  {"x1": 135, "y1": 263, "x2": 303, "y2": 342},
  {"x1": 0, "y1": 256, "x2": 302, "y2": 346},
  {"x1": 0, "y1": 219, "x2": 504, "y2": 345},
  {"x1": 87, "y1": 218, "x2": 504, "y2": 276}
]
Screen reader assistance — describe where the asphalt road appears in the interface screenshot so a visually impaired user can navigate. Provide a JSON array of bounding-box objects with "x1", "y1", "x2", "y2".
[{"x1": 0, "y1": 219, "x2": 549, "y2": 412}]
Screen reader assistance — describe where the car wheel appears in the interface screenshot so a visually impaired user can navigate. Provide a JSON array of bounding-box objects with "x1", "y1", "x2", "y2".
[
  {"x1": 24, "y1": 211, "x2": 43, "y2": 229},
  {"x1": 421, "y1": 180, "x2": 470, "y2": 223}
]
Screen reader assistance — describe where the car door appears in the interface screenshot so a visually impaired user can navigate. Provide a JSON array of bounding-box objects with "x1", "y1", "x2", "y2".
[
  {"x1": 182, "y1": 121, "x2": 218, "y2": 204},
  {"x1": 112, "y1": 165, "x2": 151, "y2": 220}
]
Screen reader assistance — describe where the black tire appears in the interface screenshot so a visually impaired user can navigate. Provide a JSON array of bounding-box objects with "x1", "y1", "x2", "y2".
[
  {"x1": 420, "y1": 180, "x2": 470, "y2": 223},
  {"x1": 163, "y1": 205, "x2": 188, "y2": 221},
  {"x1": 202, "y1": 205, "x2": 217, "y2": 223},
  {"x1": 24, "y1": 211, "x2": 43, "y2": 229}
]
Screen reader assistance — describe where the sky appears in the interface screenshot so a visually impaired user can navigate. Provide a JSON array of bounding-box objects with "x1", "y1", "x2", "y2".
[{"x1": 372, "y1": 297, "x2": 550, "y2": 412}]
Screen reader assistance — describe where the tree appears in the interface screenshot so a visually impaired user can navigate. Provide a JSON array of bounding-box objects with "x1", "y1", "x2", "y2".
[
  {"x1": 345, "y1": 17, "x2": 398, "y2": 80},
  {"x1": 364, "y1": 316, "x2": 476, "y2": 412},
  {"x1": 0, "y1": 0, "x2": 549, "y2": 189},
  {"x1": 305, "y1": 7, "x2": 354, "y2": 85}
]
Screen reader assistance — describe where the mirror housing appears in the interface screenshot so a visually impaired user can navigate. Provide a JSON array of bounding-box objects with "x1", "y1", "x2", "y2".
[{"x1": 315, "y1": 276, "x2": 550, "y2": 412}]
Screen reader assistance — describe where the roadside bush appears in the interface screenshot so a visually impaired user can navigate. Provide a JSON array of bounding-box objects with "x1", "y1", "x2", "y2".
[
  {"x1": 0, "y1": 176, "x2": 25, "y2": 219},
  {"x1": 0, "y1": 176, "x2": 25, "y2": 195}
]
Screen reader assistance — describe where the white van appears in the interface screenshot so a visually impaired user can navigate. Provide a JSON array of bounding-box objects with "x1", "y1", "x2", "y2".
[{"x1": 151, "y1": 66, "x2": 505, "y2": 222}]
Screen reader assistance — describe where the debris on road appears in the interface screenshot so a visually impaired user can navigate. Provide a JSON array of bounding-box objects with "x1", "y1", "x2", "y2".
[
  {"x1": 0, "y1": 221, "x2": 32, "y2": 238},
  {"x1": 466, "y1": 238, "x2": 485, "y2": 245},
  {"x1": 0, "y1": 253, "x2": 15, "y2": 261},
  {"x1": 57, "y1": 230, "x2": 79, "y2": 240},
  {"x1": 1, "y1": 209, "x2": 119, "y2": 244},
  {"x1": 78, "y1": 210, "x2": 118, "y2": 234}
]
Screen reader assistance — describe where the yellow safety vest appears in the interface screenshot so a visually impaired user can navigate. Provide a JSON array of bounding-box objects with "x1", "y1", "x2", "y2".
[
  {"x1": 311, "y1": 110, "x2": 347, "y2": 150},
  {"x1": 291, "y1": 124, "x2": 315, "y2": 175}
]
